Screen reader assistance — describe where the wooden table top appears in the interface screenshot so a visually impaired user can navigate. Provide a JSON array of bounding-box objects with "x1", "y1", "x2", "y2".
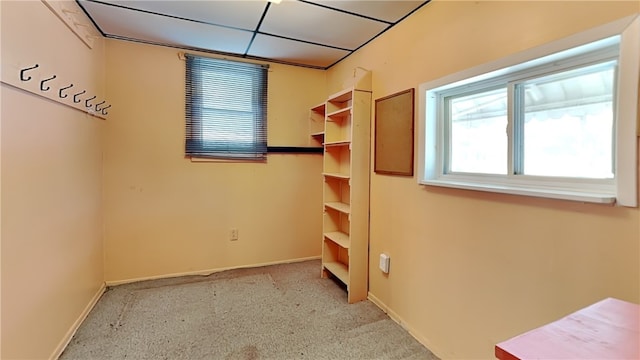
[{"x1": 495, "y1": 297, "x2": 639, "y2": 360}]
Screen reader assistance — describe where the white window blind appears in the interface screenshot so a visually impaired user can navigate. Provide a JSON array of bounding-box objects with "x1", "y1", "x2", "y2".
[{"x1": 185, "y1": 54, "x2": 268, "y2": 161}]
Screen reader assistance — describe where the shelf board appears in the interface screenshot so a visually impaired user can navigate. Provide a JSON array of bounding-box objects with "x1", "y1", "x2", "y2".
[
  {"x1": 310, "y1": 131, "x2": 325, "y2": 137},
  {"x1": 324, "y1": 140, "x2": 350, "y2": 147},
  {"x1": 325, "y1": 201, "x2": 351, "y2": 214},
  {"x1": 328, "y1": 88, "x2": 353, "y2": 103},
  {"x1": 324, "y1": 231, "x2": 350, "y2": 249},
  {"x1": 326, "y1": 106, "x2": 351, "y2": 120},
  {"x1": 323, "y1": 261, "x2": 349, "y2": 286},
  {"x1": 311, "y1": 102, "x2": 326, "y2": 114},
  {"x1": 323, "y1": 172, "x2": 350, "y2": 180}
]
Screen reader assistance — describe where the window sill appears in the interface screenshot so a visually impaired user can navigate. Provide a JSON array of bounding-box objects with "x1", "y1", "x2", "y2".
[{"x1": 420, "y1": 179, "x2": 616, "y2": 204}]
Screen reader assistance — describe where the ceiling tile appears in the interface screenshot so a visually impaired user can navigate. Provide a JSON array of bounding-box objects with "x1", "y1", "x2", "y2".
[
  {"x1": 80, "y1": 1, "x2": 253, "y2": 54},
  {"x1": 308, "y1": 1, "x2": 426, "y2": 23},
  {"x1": 261, "y1": 1, "x2": 388, "y2": 50},
  {"x1": 91, "y1": 1, "x2": 266, "y2": 30},
  {"x1": 248, "y1": 34, "x2": 350, "y2": 68}
]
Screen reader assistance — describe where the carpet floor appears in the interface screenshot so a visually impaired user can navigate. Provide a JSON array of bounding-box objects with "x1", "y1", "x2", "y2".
[{"x1": 60, "y1": 259, "x2": 439, "y2": 360}]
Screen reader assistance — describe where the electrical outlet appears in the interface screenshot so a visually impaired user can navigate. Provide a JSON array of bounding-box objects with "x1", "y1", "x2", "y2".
[{"x1": 230, "y1": 228, "x2": 239, "y2": 241}]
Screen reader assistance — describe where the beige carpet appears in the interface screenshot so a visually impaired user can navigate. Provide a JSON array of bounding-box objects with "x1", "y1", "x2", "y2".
[{"x1": 60, "y1": 260, "x2": 438, "y2": 360}]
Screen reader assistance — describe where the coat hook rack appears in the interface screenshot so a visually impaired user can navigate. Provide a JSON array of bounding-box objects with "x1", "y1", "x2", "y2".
[
  {"x1": 95, "y1": 100, "x2": 106, "y2": 111},
  {"x1": 101, "y1": 105, "x2": 112, "y2": 115},
  {"x1": 73, "y1": 90, "x2": 86, "y2": 103},
  {"x1": 85, "y1": 95, "x2": 96, "y2": 108},
  {"x1": 20, "y1": 64, "x2": 39, "y2": 81},
  {"x1": 59, "y1": 83, "x2": 74, "y2": 98},
  {"x1": 12, "y1": 64, "x2": 110, "y2": 119},
  {"x1": 40, "y1": 75, "x2": 57, "y2": 91}
]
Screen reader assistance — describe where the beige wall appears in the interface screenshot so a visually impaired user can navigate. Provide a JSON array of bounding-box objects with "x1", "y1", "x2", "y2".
[
  {"x1": 2, "y1": 1, "x2": 638, "y2": 359},
  {"x1": 1, "y1": 1, "x2": 106, "y2": 359},
  {"x1": 327, "y1": 1, "x2": 640, "y2": 359},
  {"x1": 103, "y1": 40, "x2": 326, "y2": 282}
]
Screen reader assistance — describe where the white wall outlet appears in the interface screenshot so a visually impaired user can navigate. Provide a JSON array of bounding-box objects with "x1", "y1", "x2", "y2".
[
  {"x1": 379, "y1": 253, "x2": 390, "y2": 274},
  {"x1": 230, "y1": 228, "x2": 239, "y2": 241}
]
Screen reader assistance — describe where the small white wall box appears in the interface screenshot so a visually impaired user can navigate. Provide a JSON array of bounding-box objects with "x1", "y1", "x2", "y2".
[{"x1": 379, "y1": 253, "x2": 390, "y2": 273}]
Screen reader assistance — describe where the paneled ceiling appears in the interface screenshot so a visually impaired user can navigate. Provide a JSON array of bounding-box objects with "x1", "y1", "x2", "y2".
[{"x1": 78, "y1": 0, "x2": 430, "y2": 69}]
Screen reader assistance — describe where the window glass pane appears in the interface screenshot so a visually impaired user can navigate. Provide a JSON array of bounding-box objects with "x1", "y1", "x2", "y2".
[
  {"x1": 522, "y1": 62, "x2": 615, "y2": 178},
  {"x1": 448, "y1": 87, "x2": 508, "y2": 174}
]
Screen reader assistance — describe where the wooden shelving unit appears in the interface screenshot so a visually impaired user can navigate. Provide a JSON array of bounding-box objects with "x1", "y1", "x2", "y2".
[
  {"x1": 319, "y1": 72, "x2": 372, "y2": 303},
  {"x1": 308, "y1": 102, "x2": 326, "y2": 146}
]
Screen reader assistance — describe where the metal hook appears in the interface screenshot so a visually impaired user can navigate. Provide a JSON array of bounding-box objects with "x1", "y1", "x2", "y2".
[
  {"x1": 59, "y1": 84, "x2": 74, "y2": 98},
  {"x1": 95, "y1": 101, "x2": 106, "y2": 111},
  {"x1": 101, "y1": 105, "x2": 112, "y2": 115},
  {"x1": 40, "y1": 75, "x2": 57, "y2": 91},
  {"x1": 73, "y1": 90, "x2": 86, "y2": 103},
  {"x1": 85, "y1": 95, "x2": 97, "y2": 108},
  {"x1": 20, "y1": 64, "x2": 39, "y2": 81}
]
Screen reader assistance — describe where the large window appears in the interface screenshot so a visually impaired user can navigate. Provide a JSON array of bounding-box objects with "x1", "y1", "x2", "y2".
[
  {"x1": 446, "y1": 60, "x2": 616, "y2": 178},
  {"x1": 185, "y1": 55, "x2": 268, "y2": 161},
  {"x1": 418, "y1": 17, "x2": 639, "y2": 206}
]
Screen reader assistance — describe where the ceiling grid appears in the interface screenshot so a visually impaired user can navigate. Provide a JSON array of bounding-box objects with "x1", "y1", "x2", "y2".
[{"x1": 78, "y1": 0, "x2": 430, "y2": 69}]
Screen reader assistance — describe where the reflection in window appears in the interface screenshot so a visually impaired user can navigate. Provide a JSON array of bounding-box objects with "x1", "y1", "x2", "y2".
[
  {"x1": 449, "y1": 87, "x2": 508, "y2": 174},
  {"x1": 522, "y1": 63, "x2": 615, "y2": 178}
]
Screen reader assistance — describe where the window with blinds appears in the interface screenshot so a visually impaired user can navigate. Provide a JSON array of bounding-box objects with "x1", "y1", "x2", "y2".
[{"x1": 185, "y1": 54, "x2": 268, "y2": 161}]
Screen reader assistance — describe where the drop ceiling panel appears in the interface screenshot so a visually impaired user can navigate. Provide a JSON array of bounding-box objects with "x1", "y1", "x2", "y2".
[
  {"x1": 310, "y1": 1, "x2": 425, "y2": 23},
  {"x1": 93, "y1": 0, "x2": 266, "y2": 30},
  {"x1": 248, "y1": 34, "x2": 350, "y2": 68},
  {"x1": 260, "y1": 1, "x2": 388, "y2": 50},
  {"x1": 81, "y1": 1, "x2": 252, "y2": 54},
  {"x1": 79, "y1": 0, "x2": 431, "y2": 69}
]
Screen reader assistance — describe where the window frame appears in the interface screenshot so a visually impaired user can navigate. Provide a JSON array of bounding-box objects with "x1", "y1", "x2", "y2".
[
  {"x1": 417, "y1": 15, "x2": 639, "y2": 206},
  {"x1": 185, "y1": 54, "x2": 268, "y2": 161}
]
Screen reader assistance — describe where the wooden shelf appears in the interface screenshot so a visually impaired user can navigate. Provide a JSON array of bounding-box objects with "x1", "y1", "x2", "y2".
[
  {"x1": 323, "y1": 143, "x2": 350, "y2": 175},
  {"x1": 327, "y1": 88, "x2": 353, "y2": 116},
  {"x1": 327, "y1": 107, "x2": 351, "y2": 120},
  {"x1": 323, "y1": 261, "x2": 349, "y2": 285},
  {"x1": 325, "y1": 201, "x2": 350, "y2": 214},
  {"x1": 325, "y1": 231, "x2": 350, "y2": 249},
  {"x1": 319, "y1": 72, "x2": 371, "y2": 304},
  {"x1": 323, "y1": 172, "x2": 350, "y2": 180},
  {"x1": 311, "y1": 102, "x2": 326, "y2": 114},
  {"x1": 308, "y1": 101, "x2": 326, "y2": 146},
  {"x1": 328, "y1": 88, "x2": 353, "y2": 103},
  {"x1": 324, "y1": 140, "x2": 350, "y2": 147}
]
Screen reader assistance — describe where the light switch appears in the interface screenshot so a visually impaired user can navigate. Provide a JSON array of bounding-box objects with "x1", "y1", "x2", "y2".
[{"x1": 379, "y1": 253, "x2": 390, "y2": 274}]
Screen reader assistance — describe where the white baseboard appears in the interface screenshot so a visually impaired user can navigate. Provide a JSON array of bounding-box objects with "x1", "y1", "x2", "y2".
[
  {"x1": 50, "y1": 282, "x2": 106, "y2": 360},
  {"x1": 105, "y1": 255, "x2": 322, "y2": 286},
  {"x1": 367, "y1": 292, "x2": 446, "y2": 360}
]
